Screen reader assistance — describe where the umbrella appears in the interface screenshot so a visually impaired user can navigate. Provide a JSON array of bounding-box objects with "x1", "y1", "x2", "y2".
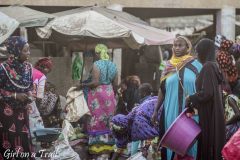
[
  {"x1": 36, "y1": 6, "x2": 175, "y2": 49},
  {"x1": 0, "y1": 5, "x2": 55, "y2": 27},
  {"x1": 0, "y1": 12, "x2": 19, "y2": 44}
]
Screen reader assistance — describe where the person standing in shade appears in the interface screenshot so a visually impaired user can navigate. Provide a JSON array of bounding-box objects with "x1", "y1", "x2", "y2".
[
  {"x1": 152, "y1": 36, "x2": 202, "y2": 160},
  {"x1": 76, "y1": 44, "x2": 118, "y2": 159},
  {"x1": 186, "y1": 38, "x2": 225, "y2": 160},
  {"x1": 0, "y1": 36, "x2": 33, "y2": 159}
]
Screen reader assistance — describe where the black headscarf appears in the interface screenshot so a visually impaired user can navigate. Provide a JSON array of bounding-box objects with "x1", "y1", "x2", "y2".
[{"x1": 195, "y1": 38, "x2": 216, "y2": 63}]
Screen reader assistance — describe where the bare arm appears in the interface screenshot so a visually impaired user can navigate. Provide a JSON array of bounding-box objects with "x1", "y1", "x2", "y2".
[
  {"x1": 226, "y1": 97, "x2": 240, "y2": 125},
  {"x1": 154, "y1": 88, "x2": 164, "y2": 113},
  {"x1": 151, "y1": 88, "x2": 164, "y2": 124},
  {"x1": 83, "y1": 64, "x2": 100, "y2": 88},
  {"x1": 112, "y1": 71, "x2": 118, "y2": 94}
]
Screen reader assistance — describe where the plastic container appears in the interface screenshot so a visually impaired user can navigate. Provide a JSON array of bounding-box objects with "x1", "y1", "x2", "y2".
[
  {"x1": 159, "y1": 108, "x2": 201, "y2": 156},
  {"x1": 34, "y1": 128, "x2": 61, "y2": 143}
]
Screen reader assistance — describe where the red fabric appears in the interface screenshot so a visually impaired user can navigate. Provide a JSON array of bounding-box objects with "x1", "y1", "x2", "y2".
[
  {"x1": 174, "y1": 155, "x2": 194, "y2": 160},
  {"x1": 222, "y1": 128, "x2": 240, "y2": 160},
  {"x1": 35, "y1": 57, "x2": 53, "y2": 70}
]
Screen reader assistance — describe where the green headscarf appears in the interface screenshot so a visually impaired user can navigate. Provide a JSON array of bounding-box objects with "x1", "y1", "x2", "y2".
[
  {"x1": 95, "y1": 44, "x2": 109, "y2": 60},
  {"x1": 72, "y1": 54, "x2": 83, "y2": 80}
]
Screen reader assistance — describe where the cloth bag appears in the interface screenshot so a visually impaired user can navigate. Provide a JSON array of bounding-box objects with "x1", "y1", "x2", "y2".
[
  {"x1": 65, "y1": 87, "x2": 90, "y2": 122},
  {"x1": 222, "y1": 128, "x2": 240, "y2": 160},
  {"x1": 52, "y1": 120, "x2": 81, "y2": 160}
]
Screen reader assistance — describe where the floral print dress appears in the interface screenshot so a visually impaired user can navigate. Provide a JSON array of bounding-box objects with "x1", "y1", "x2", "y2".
[
  {"x1": 85, "y1": 60, "x2": 117, "y2": 155},
  {"x1": 225, "y1": 94, "x2": 240, "y2": 140},
  {"x1": 0, "y1": 57, "x2": 33, "y2": 159}
]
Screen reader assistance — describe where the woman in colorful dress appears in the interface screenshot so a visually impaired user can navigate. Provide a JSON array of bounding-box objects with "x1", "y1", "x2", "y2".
[
  {"x1": 33, "y1": 57, "x2": 53, "y2": 100},
  {"x1": 152, "y1": 36, "x2": 202, "y2": 160},
  {"x1": 30, "y1": 57, "x2": 53, "y2": 123},
  {"x1": 224, "y1": 92, "x2": 240, "y2": 141},
  {"x1": 77, "y1": 44, "x2": 118, "y2": 159},
  {"x1": 29, "y1": 58, "x2": 53, "y2": 129},
  {"x1": 215, "y1": 38, "x2": 240, "y2": 142},
  {"x1": 111, "y1": 83, "x2": 161, "y2": 160},
  {"x1": 0, "y1": 36, "x2": 33, "y2": 159},
  {"x1": 28, "y1": 58, "x2": 53, "y2": 153}
]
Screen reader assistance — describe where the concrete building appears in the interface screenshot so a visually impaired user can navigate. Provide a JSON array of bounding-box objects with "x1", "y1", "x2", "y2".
[{"x1": 1, "y1": 0, "x2": 240, "y2": 40}]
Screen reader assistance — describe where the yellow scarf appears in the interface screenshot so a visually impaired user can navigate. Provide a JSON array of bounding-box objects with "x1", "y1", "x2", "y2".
[
  {"x1": 95, "y1": 44, "x2": 109, "y2": 60},
  {"x1": 169, "y1": 54, "x2": 193, "y2": 68}
]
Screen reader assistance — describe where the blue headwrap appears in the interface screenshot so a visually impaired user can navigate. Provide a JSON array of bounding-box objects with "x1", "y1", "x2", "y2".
[{"x1": 5, "y1": 36, "x2": 27, "y2": 56}]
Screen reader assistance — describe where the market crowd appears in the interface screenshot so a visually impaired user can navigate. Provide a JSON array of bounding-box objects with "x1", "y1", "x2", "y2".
[{"x1": 1, "y1": 35, "x2": 240, "y2": 160}]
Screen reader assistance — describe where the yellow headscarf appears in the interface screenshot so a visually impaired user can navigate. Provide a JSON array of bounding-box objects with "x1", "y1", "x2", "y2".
[
  {"x1": 160, "y1": 36, "x2": 194, "y2": 82},
  {"x1": 95, "y1": 44, "x2": 109, "y2": 60},
  {"x1": 170, "y1": 36, "x2": 193, "y2": 68}
]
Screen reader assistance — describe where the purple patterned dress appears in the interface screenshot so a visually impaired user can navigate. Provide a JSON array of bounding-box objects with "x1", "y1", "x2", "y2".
[{"x1": 112, "y1": 96, "x2": 161, "y2": 148}]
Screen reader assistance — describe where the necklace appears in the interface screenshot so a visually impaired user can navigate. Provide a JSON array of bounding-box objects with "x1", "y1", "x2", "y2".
[{"x1": 1, "y1": 63, "x2": 32, "y2": 89}]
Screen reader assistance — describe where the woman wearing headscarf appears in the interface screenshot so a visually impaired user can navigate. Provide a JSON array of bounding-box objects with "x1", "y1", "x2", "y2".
[
  {"x1": 152, "y1": 36, "x2": 202, "y2": 160},
  {"x1": 33, "y1": 57, "x2": 53, "y2": 99},
  {"x1": 111, "y1": 83, "x2": 161, "y2": 160},
  {"x1": 28, "y1": 57, "x2": 53, "y2": 151},
  {"x1": 216, "y1": 38, "x2": 240, "y2": 142},
  {"x1": 0, "y1": 36, "x2": 33, "y2": 159},
  {"x1": 33, "y1": 57, "x2": 62, "y2": 128},
  {"x1": 77, "y1": 44, "x2": 118, "y2": 159},
  {"x1": 186, "y1": 38, "x2": 225, "y2": 160},
  {"x1": 216, "y1": 39, "x2": 238, "y2": 83}
]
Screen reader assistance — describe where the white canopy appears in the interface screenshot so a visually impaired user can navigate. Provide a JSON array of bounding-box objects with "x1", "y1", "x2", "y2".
[
  {"x1": 0, "y1": 5, "x2": 55, "y2": 27},
  {"x1": 37, "y1": 6, "x2": 175, "y2": 49},
  {"x1": 0, "y1": 12, "x2": 19, "y2": 44}
]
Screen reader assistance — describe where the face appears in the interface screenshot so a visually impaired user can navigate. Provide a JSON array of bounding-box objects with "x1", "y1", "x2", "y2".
[
  {"x1": 139, "y1": 88, "x2": 146, "y2": 99},
  {"x1": 18, "y1": 43, "x2": 30, "y2": 62},
  {"x1": 42, "y1": 67, "x2": 51, "y2": 75},
  {"x1": 120, "y1": 83, "x2": 127, "y2": 91},
  {"x1": 94, "y1": 52, "x2": 100, "y2": 61},
  {"x1": 196, "y1": 52, "x2": 205, "y2": 64},
  {"x1": 173, "y1": 38, "x2": 188, "y2": 57}
]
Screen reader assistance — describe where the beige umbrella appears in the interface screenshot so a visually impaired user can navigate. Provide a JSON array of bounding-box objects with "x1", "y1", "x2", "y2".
[
  {"x1": 0, "y1": 12, "x2": 19, "y2": 44},
  {"x1": 36, "y1": 6, "x2": 175, "y2": 49},
  {"x1": 0, "y1": 5, "x2": 55, "y2": 27}
]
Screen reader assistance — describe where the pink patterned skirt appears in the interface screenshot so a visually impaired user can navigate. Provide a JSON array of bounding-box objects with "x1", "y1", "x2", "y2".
[{"x1": 87, "y1": 84, "x2": 116, "y2": 134}]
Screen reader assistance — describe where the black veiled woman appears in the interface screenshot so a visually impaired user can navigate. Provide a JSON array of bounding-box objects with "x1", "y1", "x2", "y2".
[{"x1": 186, "y1": 38, "x2": 226, "y2": 160}]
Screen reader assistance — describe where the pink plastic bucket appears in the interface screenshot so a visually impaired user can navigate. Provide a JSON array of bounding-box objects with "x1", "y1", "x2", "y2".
[{"x1": 159, "y1": 108, "x2": 201, "y2": 156}]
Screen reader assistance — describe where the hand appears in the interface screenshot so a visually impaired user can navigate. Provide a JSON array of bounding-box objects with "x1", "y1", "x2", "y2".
[
  {"x1": 64, "y1": 105, "x2": 69, "y2": 113},
  {"x1": 141, "y1": 146, "x2": 149, "y2": 158},
  {"x1": 15, "y1": 93, "x2": 30, "y2": 103},
  {"x1": 151, "y1": 111, "x2": 158, "y2": 126},
  {"x1": 74, "y1": 83, "x2": 84, "y2": 90},
  {"x1": 185, "y1": 96, "x2": 190, "y2": 107},
  {"x1": 111, "y1": 152, "x2": 120, "y2": 160},
  {"x1": 186, "y1": 107, "x2": 195, "y2": 118},
  {"x1": 186, "y1": 112, "x2": 194, "y2": 118}
]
